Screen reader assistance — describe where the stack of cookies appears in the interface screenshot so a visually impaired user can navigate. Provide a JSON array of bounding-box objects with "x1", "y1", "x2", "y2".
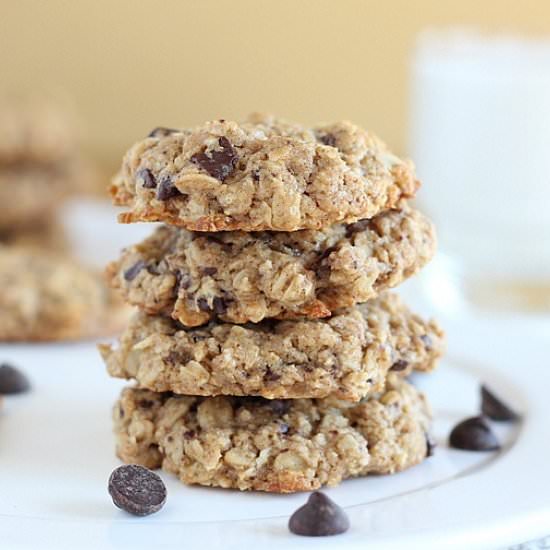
[
  {"x1": 0, "y1": 98, "x2": 125, "y2": 342},
  {"x1": 101, "y1": 115, "x2": 445, "y2": 493},
  {"x1": 0, "y1": 98, "x2": 85, "y2": 250}
]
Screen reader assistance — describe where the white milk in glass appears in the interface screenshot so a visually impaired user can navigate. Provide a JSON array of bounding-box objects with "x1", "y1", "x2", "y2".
[{"x1": 410, "y1": 31, "x2": 550, "y2": 311}]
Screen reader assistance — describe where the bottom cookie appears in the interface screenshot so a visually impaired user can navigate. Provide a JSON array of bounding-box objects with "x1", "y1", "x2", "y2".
[{"x1": 114, "y1": 374, "x2": 432, "y2": 493}]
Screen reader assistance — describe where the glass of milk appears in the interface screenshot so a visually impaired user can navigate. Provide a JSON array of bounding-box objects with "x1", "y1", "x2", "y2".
[{"x1": 410, "y1": 30, "x2": 550, "y2": 312}]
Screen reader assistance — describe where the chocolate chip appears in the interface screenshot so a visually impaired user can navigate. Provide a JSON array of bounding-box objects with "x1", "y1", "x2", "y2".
[
  {"x1": 137, "y1": 168, "x2": 157, "y2": 189},
  {"x1": 183, "y1": 430, "x2": 196, "y2": 440},
  {"x1": 390, "y1": 360, "x2": 408, "y2": 372},
  {"x1": 123, "y1": 260, "x2": 146, "y2": 281},
  {"x1": 449, "y1": 415, "x2": 500, "y2": 451},
  {"x1": 426, "y1": 433, "x2": 436, "y2": 457},
  {"x1": 175, "y1": 271, "x2": 191, "y2": 290},
  {"x1": 481, "y1": 384, "x2": 519, "y2": 422},
  {"x1": 164, "y1": 350, "x2": 192, "y2": 365},
  {"x1": 201, "y1": 267, "x2": 217, "y2": 276},
  {"x1": 156, "y1": 176, "x2": 181, "y2": 201},
  {"x1": 108, "y1": 464, "x2": 167, "y2": 516},
  {"x1": 318, "y1": 245, "x2": 338, "y2": 262},
  {"x1": 148, "y1": 127, "x2": 179, "y2": 138},
  {"x1": 0, "y1": 363, "x2": 30, "y2": 394},
  {"x1": 190, "y1": 137, "x2": 238, "y2": 181},
  {"x1": 138, "y1": 399, "x2": 154, "y2": 409},
  {"x1": 345, "y1": 219, "x2": 373, "y2": 238},
  {"x1": 289, "y1": 492, "x2": 350, "y2": 537},
  {"x1": 319, "y1": 134, "x2": 337, "y2": 148},
  {"x1": 197, "y1": 297, "x2": 211, "y2": 312},
  {"x1": 212, "y1": 296, "x2": 227, "y2": 315},
  {"x1": 265, "y1": 367, "x2": 281, "y2": 382},
  {"x1": 252, "y1": 169, "x2": 260, "y2": 182},
  {"x1": 268, "y1": 399, "x2": 291, "y2": 415}
]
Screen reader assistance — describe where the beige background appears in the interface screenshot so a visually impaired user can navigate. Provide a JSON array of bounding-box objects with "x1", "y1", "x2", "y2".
[{"x1": 1, "y1": 0, "x2": 549, "y2": 171}]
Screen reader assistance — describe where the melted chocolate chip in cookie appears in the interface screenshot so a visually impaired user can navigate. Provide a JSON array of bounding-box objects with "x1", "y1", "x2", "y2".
[
  {"x1": 197, "y1": 297, "x2": 211, "y2": 312},
  {"x1": 345, "y1": 219, "x2": 374, "y2": 238},
  {"x1": 123, "y1": 260, "x2": 147, "y2": 281},
  {"x1": 191, "y1": 137, "x2": 238, "y2": 182},
  {"x1": 212, "y1": 296, "x2": 228, "y2": 315},
  {"x1": 318, "y1": 133, "x2": 337, "y2": 148},
  {"x1": 137, "y1": 168, "x2": 157, "y2": 189},
  {"x1": 156, "y1": 176, "x2": 181, "y2": 201},
  {"x1": 390, "y1": 360, "x2": 408, "y2": 372},
  {"x1": 201, "y1": 267, "x2": 217, "y2": 276}
]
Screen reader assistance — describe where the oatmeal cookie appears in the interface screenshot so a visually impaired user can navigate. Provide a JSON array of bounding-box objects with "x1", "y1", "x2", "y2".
[
  {"x1": 0, "y1": 247, "x2": 128, "y2": 341},
  {"x1": 113, "y1": 374, "x2": 432, "y2": 493},
  {"x1": 0, "y1": 167, "x2": 71, "y2": 229},
  {"x1": 108, "y1": 206, "x2": 435, "y2": 326},
  {"x1": 100, "y1": 292, "x2": 444, "y2": 401},
  {"x1": 111, "y1": 114, "x2": 419, "y2": 231},
  {"x1": 0, "y1": 97, "x2": 76, "y2": 165},
  {"x1": 0, "y1": 216, "x2": 67, "y2": 251}
]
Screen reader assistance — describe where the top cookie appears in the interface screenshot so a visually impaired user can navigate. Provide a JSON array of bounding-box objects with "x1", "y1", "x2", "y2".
[{"x1": 111, "y1": 114, "x2": 419, "y2": 231}]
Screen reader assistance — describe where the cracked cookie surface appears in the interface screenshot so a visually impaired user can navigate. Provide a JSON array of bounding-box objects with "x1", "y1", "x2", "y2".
[
  {"x1": 113, "y1": 374, "x2": 432, "y2": 493},
  {"x1": 100, "y1": 292, "x2": 444, "y2": 401},
  {"x1": 111, "y1": 114, "x2": 419, "y2": 231},
  {"x1": 108, "y1": 206, "x2": 435, "y2": 326}
]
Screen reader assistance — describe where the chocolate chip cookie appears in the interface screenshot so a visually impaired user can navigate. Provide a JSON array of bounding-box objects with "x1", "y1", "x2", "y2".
[
  {"x1": 0, "y1": 216, "x2": 67, "y2": 251},
  {"x1": 113, "y1": 373, "x2": 432, "y2": 493},
  {"x1": 107, "y1": 206, "x2": 435, "y2": 326},
  {"x1": 100, "y1": 292, "x2": 444, "y2": 401},
  {"x1": 0, "y1": 167, "x2": 72, "y2": 229},
  {"x1": 0, "y1": 247, "x2": 128, "y2": 341},
  {"x1": 0, "y1": 97, "x2": 76, "y2": 165},
  {"x1": 111, "y1": 114, "x2": 419, "y2": 231}
]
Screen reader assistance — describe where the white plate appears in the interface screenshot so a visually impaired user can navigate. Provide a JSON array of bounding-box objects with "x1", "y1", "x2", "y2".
[{"x1": 0, "y1": 200, "x2": 549, "y2": 549}]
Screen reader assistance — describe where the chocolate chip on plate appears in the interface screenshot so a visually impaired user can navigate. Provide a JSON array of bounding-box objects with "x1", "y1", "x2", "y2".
[
  {"x1": 449, "y1": 415, "x2": 500, "y2": 451},
  {"x1": 288, "y1": 492, "x2": 350, "y2": 537},
  {"x1": 0, "y1": 363, "x2": 31, "y2": 394},
  {"x1": 480, "y1": 384, "x2": 519, "y2": 422},
  {"x1": 108, "y1": 464, "x2": 167, "y2": 516},
  {"x1": 190, "y1": 137, "x2": 238, "y2": 182}
]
